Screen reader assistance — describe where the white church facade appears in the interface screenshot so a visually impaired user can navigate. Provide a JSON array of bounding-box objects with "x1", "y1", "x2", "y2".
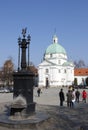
[{"x1": 38, "y1": 35, "x2": 74, "y2": 87}]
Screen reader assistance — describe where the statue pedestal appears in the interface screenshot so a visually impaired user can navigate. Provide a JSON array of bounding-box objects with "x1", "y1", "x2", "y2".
[{"x1": 12, "y1": 71, "x2": 36, "y2": 115}]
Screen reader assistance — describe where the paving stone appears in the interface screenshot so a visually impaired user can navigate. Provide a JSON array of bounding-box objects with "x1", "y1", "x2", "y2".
[{"x1": 0, "y1": 87, "x2": 88, "y2": 129}]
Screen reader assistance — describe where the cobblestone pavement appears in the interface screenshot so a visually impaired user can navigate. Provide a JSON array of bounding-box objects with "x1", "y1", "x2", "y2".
[{"x1": 0, "y1": 87, "x2": 88, "y2": 130}]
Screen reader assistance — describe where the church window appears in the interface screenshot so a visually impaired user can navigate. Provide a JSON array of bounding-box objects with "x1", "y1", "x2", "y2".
[
  {"x1": 58, "y1": 60, "x2": 61, "y2": 64},
  {"x1": 50, "y1": 54, "x2": 52, "y2": 58},
  {"x1": 58, "y1": 69, "x2": 61, "y2": 73},
  {"x1": 64, "y1": 69, "x2": 66, "y2": 73},
  {"x1": 46, "y1": 69, "x2": 49, "y2": 74}
]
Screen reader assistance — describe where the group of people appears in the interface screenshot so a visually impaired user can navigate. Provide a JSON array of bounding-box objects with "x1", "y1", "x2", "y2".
[{"x1": 59, "y1": 88, "x2": 87, "y2": 107}]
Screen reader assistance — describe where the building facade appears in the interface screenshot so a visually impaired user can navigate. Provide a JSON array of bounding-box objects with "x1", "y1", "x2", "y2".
[
  {"x1": 38, "y1": 35, "x2": 74, "y2": 87},
  {"x1": 74, "y1": 68, "x2": 88, "y2": 86}
]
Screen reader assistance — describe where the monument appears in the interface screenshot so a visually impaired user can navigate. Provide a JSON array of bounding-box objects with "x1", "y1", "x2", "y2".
[
  {"x1": 0, "y1": 28, "x2": 49, "y2": 129},
  {"x1": 10, "y1": 28, "x2": 36, "y2": 116}
]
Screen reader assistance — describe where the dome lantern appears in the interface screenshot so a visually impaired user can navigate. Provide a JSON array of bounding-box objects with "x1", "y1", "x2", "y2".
[
  {"x1": 53, "y1": 35, "x2": 58, "y2": 44},
  {"x1": 45, "y1": 35, "x2": 66, "y2": 55}
]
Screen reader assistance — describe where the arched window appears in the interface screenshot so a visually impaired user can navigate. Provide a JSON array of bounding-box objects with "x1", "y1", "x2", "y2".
[
  {"x1": 45, "y1": 69, "x2": 49, "y2": 74},
  {"x1": 50, "y1": 54, "x2": 52, "y2": 58},
  {"x1": 58, "y1": 69, "x2": 61, "y2": 73},
  {"x1": 64, "y1": 69, "x2": 66, "y2": 73},
  {"x1": 58, "y1": 60, "x2": 61, "y2": 64}
]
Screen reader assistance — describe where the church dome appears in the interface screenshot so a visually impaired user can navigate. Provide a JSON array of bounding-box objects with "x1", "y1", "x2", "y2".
[{"x1": 45, "y1": 35, "x2": 66, "y2": 55}]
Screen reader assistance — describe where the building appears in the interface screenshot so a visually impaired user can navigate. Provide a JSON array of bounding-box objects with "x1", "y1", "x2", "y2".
[
  {"x1": 38, "y1": 35, "x2": 74, "y2": 87},
  {"x1": 74, "y1": 68, "x2": 88, "y2": 86}
]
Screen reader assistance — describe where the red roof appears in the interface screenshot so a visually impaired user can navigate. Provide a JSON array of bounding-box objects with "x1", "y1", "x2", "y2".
[{"x1": 74, "y1": 68, "x2": 88, "y2": 76}]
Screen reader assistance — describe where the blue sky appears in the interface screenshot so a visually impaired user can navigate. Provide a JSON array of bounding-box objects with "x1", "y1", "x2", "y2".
[{"x1": 0, "y1": 0, "x2": 88, "y2": 68}]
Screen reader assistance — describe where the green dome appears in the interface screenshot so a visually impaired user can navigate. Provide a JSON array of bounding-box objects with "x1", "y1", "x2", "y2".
[{"x1": 45, "y1": 35, "x2": 66, "y2": 54}]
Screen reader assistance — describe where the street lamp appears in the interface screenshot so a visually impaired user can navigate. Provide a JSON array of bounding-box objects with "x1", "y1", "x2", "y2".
[
  {"x1": 12, "y1": 28, "x2": 36, "y2": 116},
  {"x1": 18, "y1": 28, "x2": 31, "y2": 71}
]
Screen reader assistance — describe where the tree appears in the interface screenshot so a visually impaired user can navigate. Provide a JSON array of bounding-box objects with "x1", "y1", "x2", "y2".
[
  {"x1": 74, "y1": 78, "x2": 78, "y2": 86},
  {"x1": 74, "y1": 60, "x2": 86, "y2": 68},
  {"x1": 78, "y1": 60, "x2": 85, "y2": 68},
  {"x1": 2, "y1": 58, "x2": 14, "y2": 86},
  {"x1": 74, "y1": 61, "x2": 78, "y2": 68},
  {"x1": 27, "y1": 65, "x2": 38, "y2": 87}
]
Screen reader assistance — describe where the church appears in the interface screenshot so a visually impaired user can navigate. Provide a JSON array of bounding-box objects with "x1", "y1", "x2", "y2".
[{"x1": 38, "y1": 35, "x2": 74, "y2": 88}]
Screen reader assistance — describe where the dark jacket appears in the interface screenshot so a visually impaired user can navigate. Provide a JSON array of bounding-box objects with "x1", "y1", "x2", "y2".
[
  {"x1": 59, "y1": 90, "x2": 65, "y2": 101},
  {"x1": 75, "y1": 90, "x2": 80, "y2": 98}
]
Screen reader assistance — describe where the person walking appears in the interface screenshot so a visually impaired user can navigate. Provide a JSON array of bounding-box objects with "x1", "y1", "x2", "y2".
[
  {"x1": 82, "y1": 90, "x2": 87, "y2": 103},
  {"x1": 37, "y1": 88, "x2": 41, "y2": 97},
  {"x1": 72, "y1": 88, "x2": 76, "y2": 107},
  {"x1": 66, "y1": 90, "x2": 73, "y2": 108},
  {"x1": 59, "y1": 88, "x2": 65, "y2": 106},
  {"x1": 75, "y1": 89, "x2": 80, "y2": 103}
]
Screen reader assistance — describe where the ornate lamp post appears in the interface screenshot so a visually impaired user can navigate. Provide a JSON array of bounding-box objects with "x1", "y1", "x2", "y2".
[
  {"x1": 18, "y1": 28, "x2": 30, "y2": 71},
  {"x1": 11, "y1": 28, "x2": 35, "y2": 116}
]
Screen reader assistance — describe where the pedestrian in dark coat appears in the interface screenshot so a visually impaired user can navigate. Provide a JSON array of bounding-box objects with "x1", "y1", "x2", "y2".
[
  {"x1": 75, "y1": 89, "x2": 80, "y2": 103},
  {"x1": 37, "y1": 88, "x2": 41, "y2": 97},
  {"x1": 59, "y1": 89, "x2": 65, "y2": 106}
]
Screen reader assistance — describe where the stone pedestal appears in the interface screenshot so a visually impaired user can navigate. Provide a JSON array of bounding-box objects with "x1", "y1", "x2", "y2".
[{"x1": 12, "y1": 71, "x2": 36, "y2": 115}]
